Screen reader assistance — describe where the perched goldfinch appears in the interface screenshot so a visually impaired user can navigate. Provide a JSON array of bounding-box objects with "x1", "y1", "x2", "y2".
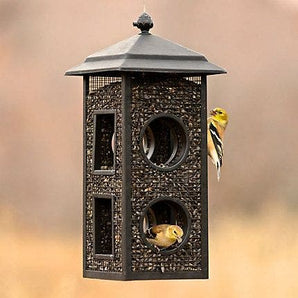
[
  {"x1": 146, "y1": 224, "x2": 183, "y2": 249},
  {"x1": 207, "y1": 107, "x2": 228, "y2": 181}
]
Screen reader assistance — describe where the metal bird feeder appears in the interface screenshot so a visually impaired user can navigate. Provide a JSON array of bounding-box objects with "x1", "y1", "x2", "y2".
[{"x1": 65, "y1": 12, "x2": 225, "y2": 280}]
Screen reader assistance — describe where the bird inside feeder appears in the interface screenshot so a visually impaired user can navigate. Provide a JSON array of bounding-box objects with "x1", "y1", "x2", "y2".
[
  {"x1": 146, "y1": 224, "x2": 184, "y2": 250},
  {"x1": 142, "y1": 199, "x2": 190, "y2": 253}
]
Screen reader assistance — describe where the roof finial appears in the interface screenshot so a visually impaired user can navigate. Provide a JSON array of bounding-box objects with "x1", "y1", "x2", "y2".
[{"x1": 133, "y1": 12, "x2": 153, "y2": 34}]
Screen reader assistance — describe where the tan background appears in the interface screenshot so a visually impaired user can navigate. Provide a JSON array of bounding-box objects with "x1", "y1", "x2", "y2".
[{"x1": 1, "y1": 0, "x2": 297, "y2": 297}]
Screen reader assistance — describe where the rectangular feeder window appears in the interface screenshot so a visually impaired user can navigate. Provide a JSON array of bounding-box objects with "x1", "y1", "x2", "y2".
[
  {"x1": 93, "y1": 196, "x2": 114, "y2": 257},
  {"x1": 93, "y1": 111, "x2": 116, "y2": 174}
]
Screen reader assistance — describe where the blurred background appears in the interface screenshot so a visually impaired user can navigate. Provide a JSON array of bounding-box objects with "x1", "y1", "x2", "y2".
[{"x1": 1, "y1": 0, "x2": 297, "y2": 297}]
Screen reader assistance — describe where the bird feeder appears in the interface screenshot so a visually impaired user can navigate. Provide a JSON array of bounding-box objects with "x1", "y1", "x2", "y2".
[{"x1": 65, "y1": 12, "x2": 225, "y2": 280}]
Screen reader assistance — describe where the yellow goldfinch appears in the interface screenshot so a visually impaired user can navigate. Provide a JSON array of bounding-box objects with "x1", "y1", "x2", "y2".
[
  {"x1": 207, "y1": 107, "x2": 228, "y2": 181},
  {"x1": 146, "y1": 224, "x2": 183, "y2": 249}
]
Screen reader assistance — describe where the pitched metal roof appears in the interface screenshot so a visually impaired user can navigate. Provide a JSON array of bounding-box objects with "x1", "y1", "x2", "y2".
[{"x1": 65, "y1": 13, "x2": 226, "y2": 76}]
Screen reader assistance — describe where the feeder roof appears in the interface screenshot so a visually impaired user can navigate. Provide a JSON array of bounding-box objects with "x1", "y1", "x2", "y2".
[{"x1": 65, "y1": 13, "x2": 226, "y2": 76}]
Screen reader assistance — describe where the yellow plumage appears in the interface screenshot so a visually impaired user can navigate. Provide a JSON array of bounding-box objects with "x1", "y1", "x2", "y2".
[
  {"x1": 146, "y1": 224, "x2": 183, "y2": 249},
  {"x1": 207, "y1": 107, "x2": 228, "y2": 181}
]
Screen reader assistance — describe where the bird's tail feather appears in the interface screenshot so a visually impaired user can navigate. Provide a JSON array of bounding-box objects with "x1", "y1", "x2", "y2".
[{"x1": 216, "y1": 162, "x2": 221, "y2": 181}]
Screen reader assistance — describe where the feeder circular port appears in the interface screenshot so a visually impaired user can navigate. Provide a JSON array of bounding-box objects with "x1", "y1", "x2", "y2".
[
  {"x1": 140, "y1": 114, "x2": 189, "y2": 171},
  {"x1": 140, "y1": 198, "x2": 191, "y2": 255}
]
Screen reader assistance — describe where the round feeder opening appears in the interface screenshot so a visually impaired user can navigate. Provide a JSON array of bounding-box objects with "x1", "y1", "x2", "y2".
[
  {"x1": 140, "y1": 114, "x2": 189, "y2": 171},
  {"x1": 141, "y1": 198, "x2": 191, "y2": 254}
]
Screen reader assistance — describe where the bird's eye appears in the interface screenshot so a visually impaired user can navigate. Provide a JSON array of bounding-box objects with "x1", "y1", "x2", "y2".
[
  {"x1": 218, "y1": 111, "x2": 222, "y2": 114},
  {"x1": 173, "y1": 230, "x2": 177, "y2": 235}
]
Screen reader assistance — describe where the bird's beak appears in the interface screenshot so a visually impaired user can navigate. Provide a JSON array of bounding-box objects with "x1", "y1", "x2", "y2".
[
  {"x1": 210, "y1": 110, "x2": 216, "y2": 116},
  {"x1": 177, "y1": 237, "x2": 182, "y2": 243}
]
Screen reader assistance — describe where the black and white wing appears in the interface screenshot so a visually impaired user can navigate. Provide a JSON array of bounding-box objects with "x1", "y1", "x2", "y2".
[{"x1": 209, "y1": 121, "x2": 224, "y2": 167}]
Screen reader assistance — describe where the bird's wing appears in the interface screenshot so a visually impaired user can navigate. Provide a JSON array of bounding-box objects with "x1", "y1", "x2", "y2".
[
  {"x1": 151, "y1": 225, "x2": 165, "y2": 234},
  {"x1": 209, "y1": 121, "x2": 223, "y2": 166},
  {"x1": 145, "y1": 225, "x2": 162, "y2": 238}
]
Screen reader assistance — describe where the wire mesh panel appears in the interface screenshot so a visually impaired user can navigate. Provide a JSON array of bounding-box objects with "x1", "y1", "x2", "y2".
[
  {"x1": 185, "y1": 76, "x2": 201, "y2": 85},
  {"x1": 89, "y1": 76, "x2": 122, "y2": 94},
  {"x1": 130, "y1": 76, "x2": 204, "y2": 275},
  {"x1": 84, "y1": 76, "x2": 122, "y2": 274}
]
